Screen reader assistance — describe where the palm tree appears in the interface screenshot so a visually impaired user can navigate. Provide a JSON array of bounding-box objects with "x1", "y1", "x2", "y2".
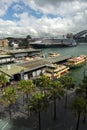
[
  {"x1": 29, "y1": 92, "x2": 49, "y2": 130},
  {"x1": 37, "y1": 75, "x2": 51, "y2": 95},
  {"x1": 17, "y1": 79, "x2": 36, "y2": 116},
  {"x1": 2, "y1": 86, "x2": 18, "y2": 120},
  {"x1": 49, "y1": 80, "x2": 64, "y2": 120},
  {"x1": 70, "y1": 97, "x2": 86, "y2": 130},
  {"x1": 76, "y1": 75, "x2": 87, "y2": 123},
  {"x1": 0, "y1": 73, "x2": 8, "y2": 89},
  {"x1": 17, "y1": 80, "x2": 35, "y2": 102},
  {"x1": 75, "y1": 73, "x2": 87, "y2": 97},
  {"x1": 81, "y1": 75, "x2": 87, "y2": 99},
  {"x1": 17, "y1": 80, "x2": 27, "y2": 105},
  {"x1": 59, "y1": 75, "x2": 75, "y2": 108}
]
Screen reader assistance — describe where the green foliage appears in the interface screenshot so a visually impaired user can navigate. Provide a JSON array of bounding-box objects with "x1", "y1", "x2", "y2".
[
  {"x1": 70, "y1": 97, "x2": 86, "y2": 117},
  {"x1": 0, "y1": 73, "x2": 8, "y2": 86},
  {"x1": 0, "y1": 98, "x2": 4, "y2": 105},
  {"x1": 49, "y1": 80, "x2": 64, "y2": 100},
  {"x1": 76, "y1": 87, "x2": 85, "y2": 97},
  {"x1": 59, "y1": 75, "x2": 75, "y2": 108},
  {"x1": 76, "y1": 76, "x2": 87, "y2": 98},
  {"x1": 37, "y1": 75, "x2": 51, "y2": 96},
  {"x1": 82, "y1": 76, "x2": 87, "y2": 83},
  {"x1": 17, "y1": 79, "x2": 36, "y2": 95},
  {"x1": 29, "y1": 92, "x2": 49, "y2": 113},
  {"x1": 37, "y1": 75, "x2": 51, "y2": 89},
  {"x1": 2, "y1": 86, "x2": 18, "y2": 106},
  {"x1": 59, "y1": 75, "x2": 75, "y2": 90}
]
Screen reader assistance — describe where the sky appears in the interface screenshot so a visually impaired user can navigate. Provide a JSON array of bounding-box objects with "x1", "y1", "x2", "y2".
[{"x1": 0, "y1": 0, "x2": 87, "y2": 38}]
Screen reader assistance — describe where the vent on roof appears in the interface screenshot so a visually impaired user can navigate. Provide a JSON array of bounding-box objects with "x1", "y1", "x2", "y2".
[{"x1": 7, "y1": 65, "x2": 11, "y2": 70}]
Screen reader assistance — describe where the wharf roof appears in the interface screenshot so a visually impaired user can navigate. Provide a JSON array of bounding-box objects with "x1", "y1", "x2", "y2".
[
  {"x1": 7, "y1": 48, "x2": 41, "y2": 54},
  {"x1": 0, "y1": 55, "x2": 12, "y2": 58},
  {"x1": 0, "y1": 55, "x2": 71, "y2": 77},
  {"x1": 46, "y1": 55, "x2": 71, "y2": 63},
  {"x1": 19, "y1": 55, "x2": 71, "y2": 71},
  {"x1": 0, "y1": 65, "x2": 28, "y2": 77},
  {"x1": 19, "y1": 59, "x2": 48, "y2": 71}
]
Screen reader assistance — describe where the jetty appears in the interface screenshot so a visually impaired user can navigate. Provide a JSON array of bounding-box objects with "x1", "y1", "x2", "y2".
[{"x1": 0, "y1": 55, "x2": 71, "y2": 81}]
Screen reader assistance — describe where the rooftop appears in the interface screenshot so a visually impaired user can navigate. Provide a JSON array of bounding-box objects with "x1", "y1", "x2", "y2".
[
  {"x1": 46, "y1": 55, "x2": 71, "y2": 63},
  {"x1": 19, "y1": 59, "x2": 48, "y2": 71},
  {"x1": 0, "y1": 54, "x2": 12, "y2": 58},
  {"x1": 7, "y1": 48, "x2": 41, "y2": 54},
  {"x1": 0, "y1": 55, "x2": 71, "y2": 77},
  {"x1": 0, "y1": 65, "x2": 28, "y2": 77}
]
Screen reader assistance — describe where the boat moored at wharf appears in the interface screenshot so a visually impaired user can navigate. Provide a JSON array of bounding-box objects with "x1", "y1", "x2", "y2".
[
  {"x1": 43, "y1": 64, "x2": 69, "y2": 79},
  {"x1": 65, "y1": 55, "x2": 87, "y2": 68},
  {"x1": 48, "y1": 52, "x2": 60, "y2": 58}
]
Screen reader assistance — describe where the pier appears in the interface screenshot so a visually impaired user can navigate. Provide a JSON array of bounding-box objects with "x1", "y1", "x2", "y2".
[
  {"x1": 45, "y1": 55, "x2": 71, "y2": 64},
  {"x1": 0, "y1": 55, "x2": 71, "y2": 80}
]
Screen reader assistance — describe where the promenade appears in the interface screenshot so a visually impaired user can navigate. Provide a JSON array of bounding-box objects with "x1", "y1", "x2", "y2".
[{"x1": 0, "y1": 90, "x2": 87, "y2": 130}]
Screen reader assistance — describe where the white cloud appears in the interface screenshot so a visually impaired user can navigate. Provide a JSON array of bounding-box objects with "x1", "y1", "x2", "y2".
[{"x1": 0, "y1": 0, "x2": 87, "y2": 37}]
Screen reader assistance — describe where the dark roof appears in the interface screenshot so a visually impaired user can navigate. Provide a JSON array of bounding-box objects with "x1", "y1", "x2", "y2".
[
  {"x1": 6, "y1": 49, "x2": 41, "y2": 54},
  {"x1": 19, "y1": 59, "x2": 48, "y2": 71},
  {"x1": 0, "y1": 55, "x2": 71, "y2": 78},
  {"x1": 46, "y1": 55, "x2": 71, "y2": 63},
  {"x1": 19, "y1": 55, "x2": 71, "y2": 71},
  {"x1": 0, "y1": 55, "x2": 12, "y2": 58}
]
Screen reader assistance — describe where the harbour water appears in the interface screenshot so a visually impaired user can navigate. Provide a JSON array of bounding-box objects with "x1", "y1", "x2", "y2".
[{"x1": 41, "y1": 43, "x2": 87, "y2": 86}]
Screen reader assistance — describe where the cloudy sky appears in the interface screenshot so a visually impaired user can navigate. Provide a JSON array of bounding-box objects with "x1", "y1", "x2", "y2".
[{"x1": 0, "y1": 0, "x2": 87, "y2": 38}]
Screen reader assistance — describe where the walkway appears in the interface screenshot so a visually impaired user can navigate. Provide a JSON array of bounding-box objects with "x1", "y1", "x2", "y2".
[{"x1": 0, "y1": 91, "x2": 87, "y2": 130}]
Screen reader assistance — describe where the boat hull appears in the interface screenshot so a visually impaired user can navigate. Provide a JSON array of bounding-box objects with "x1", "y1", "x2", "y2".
[
  {"x1": 30, "y1": 39, "x2": 77, "y2": 48},
  {"x1": 65, "y1": 55, "x2": 87, "y2": 69},
  {"x1": 69, "y1": 61, "x2": 86, "y2": 69},
  {"x1": 30, "y1": 43, "x2": 65, "y2": 48}
]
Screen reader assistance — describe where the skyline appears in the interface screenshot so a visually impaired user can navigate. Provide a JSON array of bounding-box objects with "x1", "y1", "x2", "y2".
[{"x1": 0, "y1": 0, "x2": 87, "y2": 38}]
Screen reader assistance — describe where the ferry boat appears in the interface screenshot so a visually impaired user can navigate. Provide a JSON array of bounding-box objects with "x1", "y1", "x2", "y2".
[
  {"x1": 65, "y1": 55, "x2": 87, "y2": 68},
  {"x1": 48, "y1": 52, "x2": 60, "y2": 57},
  {"x1": 43, "y1": 64, "x2": 69, "y2": 79}
]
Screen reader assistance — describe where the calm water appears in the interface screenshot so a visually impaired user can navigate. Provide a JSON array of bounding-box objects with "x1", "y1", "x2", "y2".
[{"x1": 41, "y1": 43, "x2": 87, "y2": 86}]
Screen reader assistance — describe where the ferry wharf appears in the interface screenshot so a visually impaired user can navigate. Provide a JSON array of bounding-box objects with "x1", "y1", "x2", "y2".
[
  {"x1": 0, "y1": 55, "x2": 71, "y2": 81},
  {"x1": 45, "y1": 55, "x2": 71, "y2": 64}
]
